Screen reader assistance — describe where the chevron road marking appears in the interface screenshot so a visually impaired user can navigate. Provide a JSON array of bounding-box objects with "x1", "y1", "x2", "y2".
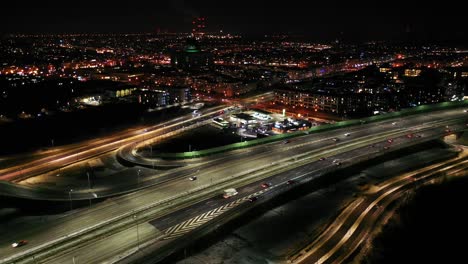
[{"x1": 162, "y1": 188, "x2": 270, "y2": 240}]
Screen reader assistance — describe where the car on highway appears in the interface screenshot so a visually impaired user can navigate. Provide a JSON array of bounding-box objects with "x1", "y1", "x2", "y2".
[
  {"x1": 391, "y1": 122, "x2": 397, "y2": 125},
  {"x1": 332, "y1": 138, "x2": 339, "y2": 142},
  {"x1": 319, "y1": 157, "x2": 326, "y2": 161},
  {"x1": 384, "y1": 146, "x2": 390, "y2": 150},
  {"x1": 332, "y1": 159, "x2": 341, "y2": 166},
  {"x1": 287, "y1": 180, "x2": 295, "y2": 185},
  {"x1": 189, "y1": 176, "x2": 197, "y2": 181},
  {"x1": 282, "y1": 140, "x2": 290, "y2": 144},
  {"x1": 223, "y1": 188, "x2": 238, "y2": 199},
  {"x1": 406, "y1": 133, "x2": 413, "y2": 138},
  {"x1": 464, "y1": 109, "x2": 467, "y2": 113},
  {"x1": 344, "y1": 133, "x2": 351, "y2": 137},
  {"x1": 248, "y1": 197, "x2": 258, "y2": 202},
  {"x1": 387, "y1": 138, "x2": 394, "y2": 143},
  {"x1": 11, "y1": 240, "x2": 27, "y2": 248},
  {"x1": 261, "y1": 183, "x2": 270, "y2": 188}
]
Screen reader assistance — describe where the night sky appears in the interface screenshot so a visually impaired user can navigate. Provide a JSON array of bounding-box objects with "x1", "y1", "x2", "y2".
[{"x1": 1, "y1": 0, "x2": 466, "y2": 43}]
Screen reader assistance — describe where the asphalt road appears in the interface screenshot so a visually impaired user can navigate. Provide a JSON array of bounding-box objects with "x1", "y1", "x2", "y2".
[
  {"x1": 292, "y1": 152, "x2": 468, "y2": 264},
  {"x1": 2, "y1": 107, "x2": 466, "y2": 201},
  {"x1": 0, "y1": 105, "x2": 227, "y2": 182},
  {"x1": 0, "y1": 108, "x2": 466, "y2": 263}
]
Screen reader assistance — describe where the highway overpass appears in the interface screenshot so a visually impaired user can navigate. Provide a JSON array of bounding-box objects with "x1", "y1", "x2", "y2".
[{"x1": 0, "y1": 106, "x2": 467, "y2": 264}]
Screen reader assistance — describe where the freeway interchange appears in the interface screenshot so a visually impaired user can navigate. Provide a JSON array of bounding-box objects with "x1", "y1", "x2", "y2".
[{"x1": 0, "y1": 104, "x2": 467, "y2": 264}]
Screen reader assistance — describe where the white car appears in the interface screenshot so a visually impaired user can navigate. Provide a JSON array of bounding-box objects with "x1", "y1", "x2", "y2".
[
  {"x1": 11, "y1": 240, "x2": 27, "y2": 248},
  {"x1": 391, "y1": 122, "x2": 397, "y2": 125},
  {"x1": 189, "y1": 176, "x2": 197, "y2": 181},
  {"x1": 344, "y1": 133, "x2": 350, "y2": 137}
]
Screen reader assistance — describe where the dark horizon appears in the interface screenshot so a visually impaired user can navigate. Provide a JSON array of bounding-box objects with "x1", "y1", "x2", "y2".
[{"x1": 1, "y1": 1, "x2": 466, "y2": 43}]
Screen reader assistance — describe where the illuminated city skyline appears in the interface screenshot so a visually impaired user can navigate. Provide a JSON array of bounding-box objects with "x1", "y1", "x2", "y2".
[{"x1": 1, "y1": 1, "x2": 466, "y2": 43}]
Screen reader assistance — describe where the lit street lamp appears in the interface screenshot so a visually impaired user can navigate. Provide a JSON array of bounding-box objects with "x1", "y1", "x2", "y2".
[
  {"x1": 68, "y1": 189, "x2": 73, "y2": 210},
  {"x1": 137, "y1": 169, "x2": 141, "y2": 187},
  {"x1": 87, "y1": 172, "x2": 92, "y2": 206},
  {"x1": 133, "y1": 213, "x2": 140, "y2": 250},
  {"x1": 87, "y1": 172, "x2": 92, "y2": 190}
]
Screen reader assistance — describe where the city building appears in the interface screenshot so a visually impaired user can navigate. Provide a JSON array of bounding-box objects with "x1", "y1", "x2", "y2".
[
  {"x1": 137, "y1": 89, "x2": 170, "y2": 108},
  {"x1": 171, "y1": 39, "x2": 213, "y2": 71},
  {"x1": 162, "y1": 85, "x2": 192, "y2": 104},
  {"x1": 192, "y1": 76, "x2": 257, "y2": 97},
  {"x1": 192, "y1": 17, "x2": 206, "y2": 39},
  {"x1": 274, "y1": 89, "x2": 370, "y2": 116},
  {"x1": 272, "y1": 118, "x2": 311, "y2": 134}
]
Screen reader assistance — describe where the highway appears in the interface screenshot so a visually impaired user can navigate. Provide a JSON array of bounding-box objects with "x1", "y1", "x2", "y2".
[
  {"x1": 50, "y1": 127, "x2": 468, "y2": 264},
  {"x1": 290, "y1": 150, "x2": 468, "y2": 264},
  {"x1": 1, "y1": 107, "x2": 466, "y2": 201},
  {"x1": 0, "y1": 107, "x2": 466, "y2": 263},
  {"x1": 0, "y1": 91, "x2": 274, "y2": 183},
  {"x1": 0, "y1": 104, "x2": 227, "y2": 182},
  {"x1": 0, "y1": 106, "x2": 466, "y2": 263}
]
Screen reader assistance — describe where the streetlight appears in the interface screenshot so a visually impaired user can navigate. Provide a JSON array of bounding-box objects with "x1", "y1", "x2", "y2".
[
  {"x1": 87, "y1": 172, "x2": 92, "y2": 190},
  {"x1": 68, "y1": 189, "x2": 73, "y2": 211},
  {"x1": 137, "y1": 169, "x2": 141, "y2": 187},
  {"x1": 133, "y1": 213, "x2": 140, "y2": 250},
  {"x1": 87, "y1": 172, "x2": 92, "y2": 206}
]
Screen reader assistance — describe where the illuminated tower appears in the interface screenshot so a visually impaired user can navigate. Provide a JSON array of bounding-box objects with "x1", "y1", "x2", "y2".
[{"x1": 192, "y1": 17, "x2": 206, "y2": 39}]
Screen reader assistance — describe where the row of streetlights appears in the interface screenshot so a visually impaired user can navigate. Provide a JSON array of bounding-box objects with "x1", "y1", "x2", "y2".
[{"x1": 67, "y1": 168, "x2": 144, "y2": 261}]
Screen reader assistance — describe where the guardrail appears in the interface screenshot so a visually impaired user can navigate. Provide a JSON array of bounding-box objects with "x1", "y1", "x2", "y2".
[
  {"x1": 5, "y1": 122, "x2": 463, "y2": 263},
  {"x1": 117, "y1": 128, "x2": 466, "y2": 264},
  {"x1": 148, "y1": 101, "x2": 468, "y2": 159}
]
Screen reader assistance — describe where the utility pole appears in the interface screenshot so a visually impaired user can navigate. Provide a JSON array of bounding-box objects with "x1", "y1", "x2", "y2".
[
  {"x1": 87, "y1": 172, "x2": 92, "y2": 206},
  {"x1": 87, "y1": 172, "x2": 92, "y2": 189},
  {"x1": 68, "y1": 189, "x2": 73, "y2": 211},
  {"x1": 137, "y1": 169, "x2": 141, "y2": 187},
  {"x1": 133, "y1": 214, "x2": 140, "y2": 250}
]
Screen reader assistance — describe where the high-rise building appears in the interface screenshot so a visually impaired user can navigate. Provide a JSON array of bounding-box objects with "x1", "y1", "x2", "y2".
[
  {"x1": 171, "y1": 38, "x2": 213, "y2": 71},
  {"x1": 192, "y1": 17, "x2": 206, "y2": 39}
]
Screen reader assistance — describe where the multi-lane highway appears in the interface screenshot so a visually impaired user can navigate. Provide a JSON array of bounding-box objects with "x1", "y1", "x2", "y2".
[
  {"x1": 0, "y1": 106, "x2": 466, "y2": 263},
  {"x1": 0, "y1": 104, "x2": 227, "y2": 182},
  {"x1": 0, "y1": 91, "x2": 274, "y2": 184},
  {"x1": 290, "y1": 150, "x2": 468, "y2": 264},
  {"x1": 1, "y1": 106, "x2": 466, "y2": 201}
]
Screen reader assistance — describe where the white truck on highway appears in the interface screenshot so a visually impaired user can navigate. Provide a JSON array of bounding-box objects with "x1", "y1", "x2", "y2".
[{"x1": 223, "y1": 188, "x2": 238, "y2": 199}]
